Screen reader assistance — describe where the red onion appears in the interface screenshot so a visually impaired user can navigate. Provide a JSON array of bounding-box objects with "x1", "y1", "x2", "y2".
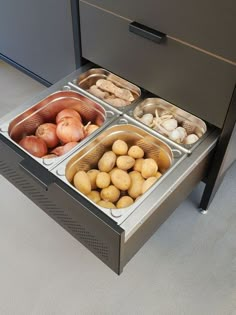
[
  {"x1": 51, "y1": 142, "x2": 78, "y2": 156},
  {"x1": 35, "y1": 123, "x2": 59, "y2": 148},
  {"x1": 19, "y1": 136, "x2": 48, "y2": 157},
  {"x1": 56, "y1": 108, "x2": 82, "y2": 124},
  {"x1": 56, "y1": 117, "x2": 85, "y2": 143}
]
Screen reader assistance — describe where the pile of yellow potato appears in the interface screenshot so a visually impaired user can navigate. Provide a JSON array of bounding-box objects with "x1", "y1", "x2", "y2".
[{"x1": 73, "y1": 140, "x2": 162, "y2": 209}]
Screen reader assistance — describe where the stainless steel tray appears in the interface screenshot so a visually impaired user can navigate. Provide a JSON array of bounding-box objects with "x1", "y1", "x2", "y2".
[
  {"x1": 52, "y1": 116, "x2": 187, "y2": 225},
  {"x1": 69, "y1": 68, "x2": 141, "y2": 111},
  {"x1": 0, "y1": 86, "x2": 119, "y2": 170},
  {"x1": 127, "y1": 98, "x2": 208, "y2": 154}
]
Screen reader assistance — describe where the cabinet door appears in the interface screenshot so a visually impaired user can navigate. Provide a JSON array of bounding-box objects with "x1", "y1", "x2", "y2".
[
  {"x1": 0, "y1": 0, "x2": 77, "y2": 83},
  {"x1": 82, "y1": 0, "x2": 236, "y2": 62}
]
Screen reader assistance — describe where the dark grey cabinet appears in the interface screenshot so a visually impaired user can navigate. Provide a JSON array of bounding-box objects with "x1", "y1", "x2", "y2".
[
  {"x1": 82, "y1": 0, "x2": 236, "y2": 62},
  {"x1": 0, "y1": 0, "x2": 78, "y2": 84},
  {"x1": 80, "y1": 1, "x2": 235, "y2": 129}
]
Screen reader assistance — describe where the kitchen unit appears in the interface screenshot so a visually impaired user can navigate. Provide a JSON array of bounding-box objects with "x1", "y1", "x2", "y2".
[
  {"x1": 0, "y1": 0, "x2": 80, "y2": 84},
  {"x1": 0, "y1": 0, "x2": 235, "y2": 274}
]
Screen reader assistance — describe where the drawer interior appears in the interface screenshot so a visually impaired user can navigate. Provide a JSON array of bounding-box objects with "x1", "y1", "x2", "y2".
[{"x1": 68, "y1": 65, "x2": 216, "y2": 155}]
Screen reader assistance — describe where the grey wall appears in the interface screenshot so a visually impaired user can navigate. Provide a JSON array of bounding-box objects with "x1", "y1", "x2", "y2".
[{"x1": 0, "y1": 0, "x2": 78, "y2": 83}]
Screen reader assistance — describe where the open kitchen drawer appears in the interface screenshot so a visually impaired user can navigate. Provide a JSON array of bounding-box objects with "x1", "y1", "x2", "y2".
[{"x1": 0, "y1": 62, "x2": 220, "y2": 274}]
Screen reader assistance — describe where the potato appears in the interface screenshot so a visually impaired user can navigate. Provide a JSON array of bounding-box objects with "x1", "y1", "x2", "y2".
[
  {"x1": 142, "y1": 177, "x2": 157, "y2": 194},
  {"x1": 98, "y1": 151, "x2": 116, "y2": 172},
  {"x1": 133, "y1": 158, "x2": 144, "y2": 172},
  {"x1": 116, "y1": 196, "x2": 134, "y2": 208},
  {"x1": 87, "y1": 190, "x2": 101, "y2": 203},
  {"x1": 109, "y1": 167, "x2": 118, "y2": 174},
  {"x1": 112, "y1": 140, "x2": 128, "y2": 155},
  {"x1": 116, "y1": 155, "x2": 135, "y2": 170},
  {"x1": 97, "y1": 200, "x2": 116, "y2": 209},
  {"x1": 87, "y1": 169, "x2": 100, "y2": 189},
  {"x1": 141, "y1": 158, "x2": 158, "y2": 178},
  {"x1": 128, "y1": 171, "x2": 145, "y2": 199},
  {"x1": 111, "y1": 169, "x2": 131, "y2": 191},
  {"x1": 129, "y1": 171, "x2": 144, "y2": 181},
  {"x1": 100, "y1": 185, "x2": 120, "y2": 203},
  {"x1": 96, "y1": 172, "x2": 111, "y2": 189},
  {"x1": 109, "y1": 167, "x2": 119, "y2": 176},
  {"x1": 155, "y1": 171, "x2": 162, "y2": 180},
  {"x1": 128, "y1": 145, "x2": 144, "y2": 159},
  {"x1": 86, "y1": 124, "x2": 99, "y2": 136},
  {"x1": 157, "y1": 150, "x2": 170, "y2": 172},
  {"x1": 73, "y1": 171, "x2": 91, "y2": 195}
]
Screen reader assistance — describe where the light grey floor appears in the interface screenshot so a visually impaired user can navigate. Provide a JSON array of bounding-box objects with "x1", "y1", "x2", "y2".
[{"x1": 0, "y1": 60, "x2": 236, "y2": 315}]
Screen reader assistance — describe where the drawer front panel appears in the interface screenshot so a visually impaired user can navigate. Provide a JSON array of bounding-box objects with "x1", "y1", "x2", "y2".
[
  {"x1": 80, "y1": 2, "x2": 236, "y2": 128},
  {"x1": 0, "y1": 135, "x2": 57, "y2": 219},
  {"x1": 0, "y1": 134, "x2": 124, "y2": 274},
  {"x1": 47, "y1": 181, "x2": 124, "y2": 274},
  {"x1": 81, "y1": 0, "x2": 236, "y2": 62}
]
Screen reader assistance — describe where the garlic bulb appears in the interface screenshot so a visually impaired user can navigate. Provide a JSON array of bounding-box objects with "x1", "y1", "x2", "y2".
[
  {"x1": 169, "y1": 129, "x2": 182, "y2": 143},
  {"x1": 161, "y1": 118, "x2": 178, "y2": 131},
  {"x1": 184, "y1": 134, "x2": 199, "y2": 144},
  {"x1": 175, "y1": 127, "x2": 187, "y2": 142},
  {"x1": 154, "y1": 123, "x2": 170, "y2": 136},
  {"x1": 140, "y1": 113, "x2": 153, "y2": 126}
]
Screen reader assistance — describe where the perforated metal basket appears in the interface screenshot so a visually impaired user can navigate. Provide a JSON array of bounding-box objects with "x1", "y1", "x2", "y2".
[
  {"x1": 130, "y1": 98, "x2": 208, "y2": 154},
  {"x1": 0, "y1": 89, "x2": 119, "y2": 170},
  {"x1": 52, "y1": 117, "x2": 186, "y2": 225},
  {"x1": 69, "y1": 68, "x2": 141, "y2": 110}
]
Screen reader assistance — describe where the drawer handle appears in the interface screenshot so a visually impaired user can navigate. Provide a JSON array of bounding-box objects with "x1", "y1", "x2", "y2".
[{"x1": 129, "y1": 21, "x2": 166, "y2": 44}]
